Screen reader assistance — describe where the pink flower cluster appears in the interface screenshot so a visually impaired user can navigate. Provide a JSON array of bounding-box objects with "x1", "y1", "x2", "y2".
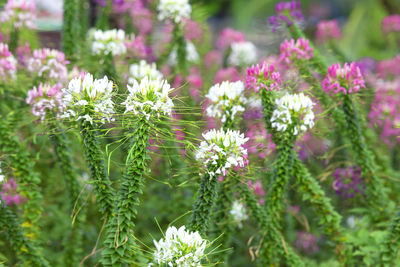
[
  {"x1": 332, "y1": 166, "x2": 364, "y2": 199},
  {"x1": 246, "y1": 61, "x2": 281, "y2": 92},
  {"x1": 376, "y1": 55, "x2": 400, "y2": 80},
  {"x1": 269, "y1": 0, "x2": 303, "y2": 32},
  {"x1": 315, "y1": 20, "x2": 341, "y2": 44},
  {"x1": 322, "y1": 62, "x2": 365, "y2": 94},
  {"x1": 0, "y1": 0, "x2": 36, "y2": 29},
  {"x1": 247, "y1": 180, "x2": 265, "y2": 205},
  {"x1": 125, "y1": 35, "x2": 152, "y2": 60},
  {"x1": 0, "y1": 178, "x2": 26, "y2": 206},
  {"x1": 245, "y1": 122, "x2": 276, "y2": 159},
  {"x1": 214, "y1": 67, "x2": 240, "y2": 83},
  {"x1": 279, "y1": 38, "x2": 314, "y2": 64},
  {"x1": 369, "y1": 81, "x2": 400, "y2": 146},
  {"x1": 27, "y1": 48, "x2": 69, "y2": 83},
  {"x1": 0, "y1": 43, "x2": 17, "y2": 82},
  {"x1": 26, "y1": 83, "x2": 64, "y2": 121},
  {"x1": 294, "y1": 231, "x2": 319, "y2": 254},
  {"x1": 382, "y1": 15, "x2": 400, "y2": 35},
  {"x1": 216, "y1": 28, "x2": 245, "y2": 50}
]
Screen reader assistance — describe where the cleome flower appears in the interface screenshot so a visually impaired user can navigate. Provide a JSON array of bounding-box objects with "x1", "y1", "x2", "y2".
[
  {"x1": 322, "y1": 62, "x2": 365, "y2": 94},
  {"x1": 61, "y1": 73, "x2": 115, "y2": 124},
  {"x1": 228, "y1": 41, "x2": 257, "y2": 67},
  {"x1": 0, "y1": 0, "x2": 36, "y2": 29},
  {"x1": 0, "y1": 43, "x2": 17, "y2": 82},
  {"x1": 246, "y1": 61, "x2": 282, "y2": 92},
  {"x1": 128, "y1": 60, "x2": 163, "y2": 84},
  {"x1": 271, "y1": 93, "x2": 315, "y2": 135},
  {"x1": 26, "y1": 83, "x2": 64, "y2": 121},
  {"x1": 122, "y1": 76, "x2": 174, "y2": 120},
  {"x1": 149, "y1": 225, "x2": 207, "y2": 267},
  {"x1": 315, "y1": 20, "x2": 341, "y2": 44},
  {"x1": 91, "y1": 29, "x2": 127, "y2": 56},
  {"x1": 168, "y1": 41, "x2": 199, "y2": 66},
  {"x1": 279, "y1": 38, "x2": 314, "y2": 64},
  {"x1": 269, "y1": 0, "x2": 303, "y2": 32},
  {"x1": 195, "y1": 128, "x2": 249, "y2": 178},
  {"x1": 230, "y1": 201, "x2": 248, "y2": 228},
  {"x1": 157, "y1": 0, "x2": 191, "y2": 23},
  {"x1": 27, "y1": 48, "x2": 69, "y2": 83},
  {"x1": 205, "y1": 81, "x2": 247, "y2": 123},
  {"x1": 381, "y1": 14, "x2": 400, "y2": 35}
]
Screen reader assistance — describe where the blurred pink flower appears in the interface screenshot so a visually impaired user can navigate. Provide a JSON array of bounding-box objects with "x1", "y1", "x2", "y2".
[
  {"x1": 216, "y1": 28, "x2": 245, "y2": 50},
  {"x1": 214, "y1": 67, "x2": 240, "y2": 83},
  {"x1": 322, "y1": 62, "x2": 365, "y2": 94},
  {"x1": 279, "y1": 38, "x2": 314, "y2": 64},
  {"x1": 315, "y1": 20, "x2": 341, "y2": 44},
  {"x1": 382, "y1": 15, "x2": 400, "y2": 35}
]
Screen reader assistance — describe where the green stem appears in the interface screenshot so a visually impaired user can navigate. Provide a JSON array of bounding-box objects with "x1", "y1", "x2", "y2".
[
  {"x1": 9, "y1": 28, "x2": 19, "y2": 53},
  {"x1": 78, "y1": 0, "x2": 89, "y2": 42},
  {"x1": 380, "y1": 207, "x2": 400, "y2": 266},
  {"x1": 62, "y1": 0, "x2": 79, "y2": 62},
  {"x1": 96, "y1": 0, "x2": 111, "y2": 30}
]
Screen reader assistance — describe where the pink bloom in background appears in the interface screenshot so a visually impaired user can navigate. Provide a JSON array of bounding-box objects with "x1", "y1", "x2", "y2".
[
  {"x1": 16, "y1": 42, "x2": 31, "y2": 67},
  {"x1": 295, "y1": 131, "x2": 329, "y2": 160},
  {"x1": 187, "y1": 67, "x2": 203, "y2": 102},
  {"x1": 204, "y1": 50, "x2": 222, "y2": 69},
  {"x1": 216, "y1": 28, "x2": 245, "y2": 50},
  {"x1": 0, "y1": 0, "x2": 36, "y2": 29},
  {"x1": 0, "y1": 43, "x2": 17, "y2": 82},
  {"x1": 322, "y1": 62, "x2": 365, "y2": 94},
  {"x1": 382, "y1": 14, "x2": 400, "y2": 35},
  {"x1": 247, "y1": 180, "x2": 265, "y2": 205},
  {"x1": 245, "y1": 122, "x2": 275, "y2": 159},
  {"x1": 279, "y1": 38, "x2": 314, "y2": 64},
  {"x1": 295, "y1": 231, "x2": 319, "y2": 254},
  {"x1": 0, "y1": 178, "x2": 26, "y2": 206},
  {"x1": 131, "y1": 2, "x2": 153, "y2": 35},
  {"x1": 125, "y1": 35, "x2": 151, "y2": 60},
  {"x1": 376, "y1": 55, "x2": 400, "y2": 80},
  {"x1": 246, "y1": 62, "x2": 281, "y2": 92},
  {"x1": 214, "y1": 67, "x2": 240, "y2": 83},
  {"x1": 183, "y1": 18, "x2": 204, "y2": 43},
  {"x1": 27, "y1": 48, "x2": 69, "y2": 83},
  {"x1": 269, "y1": 0, "x2": 303, "y2": 32},
  {"x1": 315, "y1": 20, "x2": 341, "y2": 44},
  {"x1": 332, "y1": 166, "x2": 364, "y2": 199},
  {"x1": 26, "y1": 83, "x2": 64, "y2": 121},
  {"x1": 356, "y1": 57, "x2": 376, "y2": 76}
]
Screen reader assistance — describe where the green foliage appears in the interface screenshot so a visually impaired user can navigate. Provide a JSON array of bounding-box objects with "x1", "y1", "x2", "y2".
[{"x1": 62, "y1": 0, "x2": 79, "y2": 62}]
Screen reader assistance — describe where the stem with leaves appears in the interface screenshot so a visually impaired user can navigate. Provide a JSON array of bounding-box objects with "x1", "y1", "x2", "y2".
[
  {"x1": 62, "y1": 0, "x2": 79, "y2": 62},
  {"x1": 380, "y1": 207, "x2": 400, "y2": 266}
]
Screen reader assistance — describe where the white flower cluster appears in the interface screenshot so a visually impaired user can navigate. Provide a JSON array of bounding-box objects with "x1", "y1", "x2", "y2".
[
  {"x1": 128, "y1": 60, "x2": 163, "y2": 84},
  {"x1": 205, "y1": 81, "x2": 247, "y2": 123},
  {"x1": 228, "y1": 42, "x2": 257, "y2": 67},
  {"x1": 230, "y1": 201, "x2": 248, "y2": 228},
  {"x1": 271, "y1": 93, "x2": 315, "y2": 135},
  {"x1": 168, "y1": 42, "x2": 199, "y2": 66},
  {"x1": 157, "y1": 0, "x2": 191, "y2": 23},
  {"x1": 122, "y1": 76, "x2": 174, "y2": 120},
  {"x1": 195, "y1": 128, "x2": 249, "y2": 178},
  {"x1": 91, "y1": 29, "x2": 127, "y2": 56},
  {"x1": 61, "y1": 73, "x2": 115, "y2": 124},
  {"x1": 149, "y1": 226, "x2": 207, "y2": 267}
]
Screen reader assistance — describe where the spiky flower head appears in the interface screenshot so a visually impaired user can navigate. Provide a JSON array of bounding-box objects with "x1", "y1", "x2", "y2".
[
  {"x1": 228, "y1": 41, "x2": 257, "y2": 67},
  {"x1": 279, "y1": 38, "x2": 314, "y2": 64},
  {"x1": 269, "y1": 0, "x2": 303, "y2": 32},
  {"x1": 26, "y1": 83, "x2": 64, "y2": 121},
  {"x1": 122, "y1": 76, "x2": 174, "y2": 120},
  {"x1": 0, "y1": 0, "x2": 36, "y2": 29},
  {"x1": 315, "y1": 20, "x2": 341, "y2": 44},
  {"x1": 168, "y1": 41, "x2": 199, "y2": 66},
  {"x1": 205, "y1": 81, "x2": 247, "y2": 123},
  {"x1": 128, "y1": 60, "x2": 163, "y2": 84},
  {"x1": 91, "y1": 29, "x2": 127, "y2": 56},
  {"x1": 157, "y1": 0, "x2": 191, "y2": 23},
  {"x1": 27, "y1": 48, "x2": 69, "y2": 83},
  {"x1": 322, "y1": 62, "x2": 365, "y2": 94},
  {"x1": 246, "y1": 62, "x2": 282, "y2": 92},
  {"x1": 61, "y1": 73, "x2": 115, "y2": 124},
  {"x1": 230, "y1": 201, "x2": 248, "y2": 228},
  {"x1": 0, "y1": 43, "x2": 17, "y2": 82},
  {"x1": 195, "y1": 128, "x2": 249, "y2": 178},
  {"x1": 271, "y1": 93, "x2": 315, "y2": 136},
  {"x1": 149, "y1": 225, "x2": 207, "y2": 267}
]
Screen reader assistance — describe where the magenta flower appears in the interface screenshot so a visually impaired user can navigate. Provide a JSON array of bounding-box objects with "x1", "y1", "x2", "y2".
[
  {"x1": 279, "y1": 38, "x2": 314, "y2": 64},
  {"x1": 382, "y1": 14, "x2": 400, "y2": 35},
  {"x1": 322, "y1": 62, "x2": 365, "y2": 94},
  {"x1": 204, "y1": 50, "x2": 222, "y2": 69},
  {"x1": 376, "y1": 55, "x2": 400, "y2": 80},
  {"x1": 315, "y1": 20, "x2": 341, "y2": 44},
  {"x1": 125, "y1": 35, "x2": 151, "y2": 60},
  {"x1": 246, "y1": 61, "x2": 281, "y2": 92},
  {"x1": 216, "y1": 28, "x2": 245, "y2": 50},
  {"x1": 183, "y1": 18, "x2": 204, "y2": 43},
  {"x1": 26, "y1": 83, "x2": 64, "y2": 121},
  {"x1": 0, "y1": 178, "x2": 26, "y2": 206},
  {"x1": 0, "y1": 43, "x2": 17, "y2": 82},
  {"x1": 0, "y1": 0, "x2": 36, "y2": 29},
  {"x1": 16, "y1": 42, "x2": 31, "y2": 67},
  {"x1": 247, "y1": 179, "x2": 265, "y2": 205},
  {"x1": 269, "y1": 0, "x2": 303, "y2": 32},
  {"x1": 130, "y1": 2, "x2": 153, "y2": 35},
  {"x1": 245, "y1": 122, "x2": 275, "y2": 159},
  {"x1": 332, "y1": 166, "x2": 364, "y2": 199},
  {"x1": 294, "y1": 231, "x2": 319, "y2": 254},
  {"x1": 27, "y1": 48, "x2": 69, "y2": 83},
  {"x1": 214, "y1": 67, "x2": 240, "y2": 83}
]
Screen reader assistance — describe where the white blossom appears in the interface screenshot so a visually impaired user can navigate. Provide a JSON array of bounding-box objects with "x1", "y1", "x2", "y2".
[
  {"x1": 91, "y1": 29, "x2": 127, "y2": 56},
  {"x1": 228, "y1": 41, "x2": 257, "y2": 67},
  {"x1": 122, "y1": 76, "x2": 174, "y2": 120},
  {"x1": 195, "y1": 128, "x2": 249, "y2": 178},
  {"x1": 205, "y1": 81, "x2": 247, "y2": 123},
  {"x1": 128, "y1": 60, "x2": 163, "y2": 84},
  {"x1": 230, "y1": 201, "x2": 248, "y2": 228},
  {"x1": 157, "y1": 0, "x2": 191, "y2": 23},
  {"x1": 61, "y1": 73, "x2": 115, "y2": 124},
  {"x1": 149, "y1": 225, "x2": 207, "y2": 267},
  {"x1": 168, "y1": 42, "x2": 199, "y2": 66},
  {"x1": 270, "y1": 93, "x2": 315, "y2": 135},
  {"x1": 0, "y1": 162, "x2": 4, "y2": 183}
]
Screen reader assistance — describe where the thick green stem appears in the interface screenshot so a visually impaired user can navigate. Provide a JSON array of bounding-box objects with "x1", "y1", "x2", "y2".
[
  {"x1": 0, "y1": 203, "x2": 49, "y2": 267},
  {"x1": 78, "y1": 0, "x2": 89, "y2": 42},
  {"x1": 174, "y1": 24, "x2": 188, "y2": 75},
  {"x1": 62, "y1": 0, "x2": 79, "y2": 62},
  {"x1": 380, "y1": 207, "x2": 400, "y2": 266},
  {"x1": 101, "y1": 120, "x2": 150, "y2": 266},
  {"x1": 96, "y1": 0, "x2": 111, "y2": 30},
  {"x1": 80, "y1": 120, "x2": 114, "y2": 217},
  {"x1": 9, "y1": 28, "x2": 19, "y2": 53}
]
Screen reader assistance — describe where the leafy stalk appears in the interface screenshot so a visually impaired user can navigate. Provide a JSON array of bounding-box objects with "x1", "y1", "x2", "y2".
[
  {"x1": 9, "y1": 28, "x2": 19, "y2": 53},
  {"x1": 96, "y1": 0, "x2": 111, "y2": 30},
  {"x1": 380, "y1": 207, "x2": 400, "y2": 266},
  {"x1": 62, "y1": 0, "x2": 79, "y2": 62}
]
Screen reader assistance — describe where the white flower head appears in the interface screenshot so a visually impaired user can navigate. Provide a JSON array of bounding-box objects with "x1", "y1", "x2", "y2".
[
  {"x1": 195, "y1": 128, "x2": 249, "y2": 178},
  {"x1": 157, "y1": 0, "x2": 191, "y2": 23},
  {"x1": 61, "y1": 73, "x2": 115, "y2": 124},
  {"x1": 230, "y1": 201, "x2": 248, "y2": 228},
  {"x1": 150, "y1": 225, "x2": 207, "y2": 267},
  {"x1": 228, "y1": 41, "x2": 257, "y2": 67},
  {"x1": 122, "y1": 76, "x2": 174, "y2": 120},
  {"x1": 128, "y1": 60, "x2": 163, "y2": 84},
  {"x1": 270, "y1": 93, "x2": 315, "y2": 135},
  {"x1": 91, "y1": 29, "x2": 127, "y2": 56},
  {"x1": 0, "y1": 161, "x2": 4, "y2": 183},
  {"x1": 205, "y1": 81, "x2": 248, "y2": 123},
  {"x1": 168, "y1": 42, "x2": 199, "y2": 66}
]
